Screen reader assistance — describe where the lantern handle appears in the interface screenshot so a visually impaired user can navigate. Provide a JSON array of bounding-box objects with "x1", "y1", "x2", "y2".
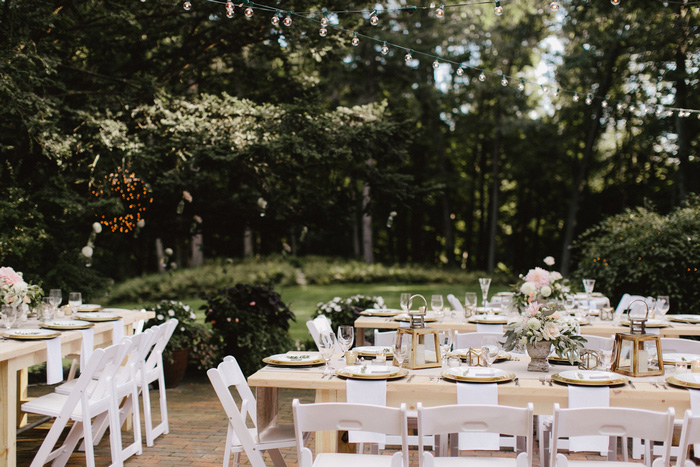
[
  {"x1": 626, "y1": 299, "x2": 649, "y2": 321},
  {"x1": 407, "y1": 294, "x2": 428, "y2": 314}
]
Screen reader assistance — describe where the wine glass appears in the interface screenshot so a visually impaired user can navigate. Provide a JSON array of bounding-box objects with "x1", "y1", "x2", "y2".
[
  {"x1": 656, "y1": 296, "x2": 670, "y2": 317},
  {"x1": 480, "y1": 335, "x2": 500, "y2": 367},
  {"x1": 49, "y1": 289, "x2": 62, "y2": 315},
  {"x1": 464, "y1": 292, "x2": 477, "y2": 319},
  {"x1": 400, "y1": 293, "x2": 411, "y2": 313},
  {"x1": 1, "y1": 305, "x2": 17, "y2": 330},
  {"x1": 479, "y1": 278, "x2": 491, "y2": 309},
  {"x1": 392, "y1": 336, "x2": 408, "y2": 369},
  {"x1": 564, "y1": 298, "x2": 576, "y2": 315},
  {"x1": 68, "y1": 292, "x2": 82, "y2": 315},
  {"x1": 438, "y1": 331, "x2": 452, "y2": 366},
  {"x1": 337, "y1": 325, "x2": 354, "y2": 356},
  {"x1": 431, "y1": 295, "x2": 444, "y2": 321},
  {"x1": 318, "y1": 332, "x2": 336, "y2": 376}
]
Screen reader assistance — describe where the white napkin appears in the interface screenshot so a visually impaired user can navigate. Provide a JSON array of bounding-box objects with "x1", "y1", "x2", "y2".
[
  {"x1": 112, "y1": 319, "x2": 124, "y2": 344},
  {"x1": 477, "y1": 323, "x2": 503, "y2": 333},
  {"x1": 346, "y1": 379, "x2": 387, "y2": 444},
  {"x1": 45, "y1": 337, "x2": 63, "y2": 385},
  {"x1": 447, "y1": 294, "x2": 465, "y2": 313},
  {"x1": 456, "y1": 382, "x2": 499, "y2": 450},
  {"x1": 568, "y1": 385, "x2": 610, "y2": 453},
  {"x1": 688, "y1": 388, "x2": 700, "y2": 453},
  {"x1": 80, "y1": 327, "x2": 94, "y2": 371}
]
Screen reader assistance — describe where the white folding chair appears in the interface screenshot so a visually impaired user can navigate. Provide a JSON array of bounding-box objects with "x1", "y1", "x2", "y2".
[
  {"x1": 21, "y1": 341, "x2": 131, "y2": 467},
  {"x1": 138, "y1": 318, "x2": 178, "y2": 446},
  {"x1": 306, "y1": 315, "x2": 336, "y2": 351},
  {"x1": 207, "y1": 355, "x2": 296, "y2": 467},
  {"x1": 550, "y1": 403, "x2": 674, "y2": 467},
  {"x1": 615, "y1": 294, "x2": 647, "y2": 316},
  {"x1": 374, "y1": 330, "x2": 397, "y2": 346},
  {"x1": 417, "y1": 402, "x2": 534, "y2": 467},
  {"x1": 581, "y1": 335, "x2": 615, "y2": 352},
  {"x1": 677, "y1": 409, "x2": 700, "y2": 467},
  {"x1": 453, "y1": 331, "x2": 505, "y2": 349},
  {"x1": 292, "y1": 399, "x2": 408, "y2": 467}
]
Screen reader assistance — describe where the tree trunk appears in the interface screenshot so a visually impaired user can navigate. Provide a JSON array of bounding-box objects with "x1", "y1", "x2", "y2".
[
  {"x1": 243, "y1": 227, "x2": 254, "y2": 257},
  {"x1": 190, "y1": 233, "x2": 203, "y2": 266},
  {"x1": 487, "y1": 131, "x2": 501, "y2": 273},
  {"x1": 155, "y1": 238, "x2": 165, "y2": 273},
  {"x1": 674, "y1": 2, "x2": 690, "y2": 204},
  {"x1": 361, "y1": 182, "x2": 374, "y2": 264}
]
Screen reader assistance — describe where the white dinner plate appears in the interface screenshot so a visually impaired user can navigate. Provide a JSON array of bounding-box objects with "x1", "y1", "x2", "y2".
[
  {"x1": 355, "y1": 346, "x2": 393, "y2": 357},
  {"x1": 662, "y1": 353, "x2": 700, "y2": 365},
  {"x1": 40, "y1": 320, "x2": 94, "y2": 330},
  {"x1": 4, "y1": 328, "x2": 62, "y2": 340},
  {"x1": 360, "y1": 308, "x2": 401, "y2": 317},
  {"x1": 667, "y1": 372, "x2": 700, "y2": 389},
  {"x1": 262, "y1": 353, "x2": 325, "y2": 366},
  {"x1": 74, "y1": 312, "x2": 120, "y2": 322},
  {"x1": 551, "y1": 370, "x2": 627, "y2": 386},
  {"x1": 336, "y1": 365, "x2": 407, "y2": 380},
  {"x1": 78, "y1": 304, "x2": 102, "y2": 312},
  {"x1": 667, "y1": 315, "x2": 700, "y2": 324},
  {"x1": 440, "y1": 366, "x2": 515, "y2": 383}
]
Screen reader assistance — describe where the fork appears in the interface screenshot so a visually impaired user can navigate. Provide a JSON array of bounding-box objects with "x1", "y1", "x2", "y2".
[
  {"x1": 514, "y1": 377, "x2": 520, "y2": 387},
  {"x1": 539, "y1": 376, "x2": 546, "y2": 386}
]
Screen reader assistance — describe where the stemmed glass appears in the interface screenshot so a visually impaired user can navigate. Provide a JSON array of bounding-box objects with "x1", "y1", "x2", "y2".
[
  {"x1": 1, "y1": 305, "x2": 17, "y2": 330},
  {"x1": 392, "y1": 336, "x2": 408, "y2": 369},
  {"x1": 582, "y1": 279, "x2": 595, "y2": 309},
  {"x1": 480, "y1": 335, "x2": 500, "y2": 367},
  {"x1": 49, "y1": 289, "x2": 62, "y2": 316},
  {"x1": 656, "y1": 296, "x2": 670, "y2": 317},
  {"x1": 318, "y1": 332, "x2": 336, "y2": 377},
  {"x1": 479, "y1": 278, "x2": 491, "y2": 310},
  {"x1": 438, "y1": 331, "x2": 452, "y2": 366},
  {"x1": 337, "y1": 325, "x2": 354, "y2": 358},
  {"x1": 431, "y1": 295, "x2": 444, "y2": 322},
  {"x1": 464, "y1": 292, "x2": 477, "y2": 319},
  {"x1": 68, "y1": 292, "x2": 82, "y2": 315},
  {"x1": 400, "y1": 293, "x2": 411, "y2": 313}
]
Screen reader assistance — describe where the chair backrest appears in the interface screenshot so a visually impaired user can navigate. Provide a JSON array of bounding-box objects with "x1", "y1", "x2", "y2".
[
  {"x1": 116, "y1": 329, "x2": 156, "y2": 389},
  {"x1": 417, "y1": 402, "x2": 533, "y2": 467},
  {"x1": 677, "y1": 409, "x2": 700, "y2": 467},
  {"x1": 292, "y1": 399, "x2": 408, "y2": 467},
  {"x1": 144, "y1": 318, "x2": 178, "y2": 372},
  {"x1": 218, "y1": 355, "x2": 257, "y2": 426},
  {"x1": 374, "y1": 330, "x2": 397, "y2": 347},
  {"x1": 88, "y1": 339, "x2": 133, "y2": 404},
  {"x1": 207, "y1": 358, "x2": 266, "y2": 467},
  {"x1": 550, "y1": 403, "x2": 674, "y2": 467},
  {"x1": 306, "y1": 315, "x2": 336, "y2": 351},
  {"x1": 615, "y1": 294, "x2": 647, "y2": 316},
  {"x1": 580, "y1": 334, "x2": 614, "y2": 352},
  {"x1": 661, "y1": 338, "x2": 700, "y2": 354},
  {"x1": 454, "y1": 331, "x2": 505, "y2": 349}
]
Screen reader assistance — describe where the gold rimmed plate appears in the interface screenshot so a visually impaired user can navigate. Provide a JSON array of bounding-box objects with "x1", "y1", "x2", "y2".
[
  {"x1": 40, "y1": 320, "x2": 94, "y2": 330},
  {"x1": 78, "y1": 304, "x2": 102, "y2": 312},
  {"x1": 393, "y1": 313, "x2": 439, "y2": 322},
  {"x1": 449, "y1": 348, "x2": 510, "y2": 362},
  {"x1": 262, "y1": 353, "x2": 325, "y2": 366},
  {"x1": 355, "y1": 346, "x2": 393, "y2": 357},
  {"x1": 666, "y1": 373, "x2": 700, "y2": 389},
  {"x1": 667, "y1": 315, "x2": 700, "y2": 324},
  {"x1": 551, "y1": 370, "x2": 628, "y2": 386},
  {"x1": 360, "y1": 309, "x2": 402, "y2": 317},
  {"x1": 469, "y1": 315, "x2": 508, "y2": 325},
  {"x1": 336, "y1": 365, "x2": 408, "y2": 380},
  {"x1": 441, "y1": 367, "x2": 515, "y2": 383},
  {"x1": 74, "y1": 312, "x2": 120, "y2": 322},
  {"x1": 620, "y1": 319, "x2": 669, "y2": 328},
  {"x1": 661, "y1": 353, "x2": 700, "y2": 365},
  {"x1": 4, "y1": 329, "x2": 62, "y2": 340}
]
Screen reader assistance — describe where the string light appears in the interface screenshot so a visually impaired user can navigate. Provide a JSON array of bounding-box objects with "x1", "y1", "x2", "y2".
[
  {"x1": 351, "y1": 32, "x2": 360, "y2": 46},
  {"x1": 405, "y1": 50, "x2": 413, "y2": 63},
  {"x1": 436, "y1": 4, "x2": 445, "y2": 18},
  {"x1": 244, "y1": 6, "x2": 253, "y2": 17},
  {"x1": 320, "y1": 16, "x2": 329, "y2": 27},
  {"x1": 283, "y1": 14, "x2": 292, "y2": 26},
  {"x1": 585, "y1": 93, "x2": 593, "y2": 105},
  {"x1": 370, "y1": 10, "x2": 379, "y2": 26},
  {"x1": 225, "y1": 0, "x2": 234, "y2": 18},
  {"x1": 456, "y1": 66, "x2": 465, "y2": 76},
  {"x1": 573, "y1": 92, "x2": 580, "y2": 102},
  {"x1": 91, "y1": 168, "x2": 153, "y2": 234},
  {"x1": 479, "y1": 71, "x2": 486, "y2": 81},
  {"x1": 550, "y1": 1, "x2": 560, "y2": 11},
  {"x1": 601, "y1": 98, "x2": 608, "y2": 109},
  {"x1": 518, "y1": 79, "x2": 525, "y2": 91},
  {"x1": 611, "y1": 0, "x2": 621, "y2": 4},
  {"x1": 319, "y1": 26, "x2": 327, "y2": 36},
  {"x1": 494, "y1": 1, "x2": 503, "y2": 16},
  {"x1": 271, "y1": 11, "x2": 280, "y2": 25},
  {"x1": 501, "y1": 75, "x2": 508, "y2": 86},
  {"x1": 617, "y1": 101, "x2": 624, "y2": 111},
  {"x1": 433, "y1": 58, "x2": 440, "y2": 69},
  {"x1": 554, "y1": 87, "x2": 560, "y2": 97},
  {"x1": 540, "y1": 84, "x2": 548, "y2": 94},
  {"x1": 381, "y1": 41, "x2": 389, "y2": 55},
  {"x1": 183, "y1": 1, "x2": 191, "y2": 10}
]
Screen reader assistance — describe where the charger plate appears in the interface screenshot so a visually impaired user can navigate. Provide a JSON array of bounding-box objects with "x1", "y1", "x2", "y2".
[
  {"x1": 440, "y1": 366, "x2": 515, "y2": 383},
  {"x1": 469, "y1": 315, "x2": 508, "y2": 325},
  {"x1": 449, "y1": 348, "x2": 510, "y2": 362},
  {"x1": 40, "y1": 320, "x2": 94, "y2": 330},
  {"x1": 548, "y1": 355, "x2": 580, "y2": 365},
  {"x1": 360, "y1": 308, "x2": 401, "y2": 317},
  {"x1": 666, "y1": 373, "x2": 700, "y2": 389},
  {"x1": 620, "y1": 319, "x2": 669, "y2": 328},
  {"x1": 662, "y1": 353, "x2": 700, "y2": 365},
  {"x1": 355, "y1": 346, "x2": 393, "y2": 357},
  {"x1": 393, "y1": 313, "x2": 439, "y2": 322},
  {"x1": 336, "y1": 365, "x2": 408, "y2": 380},
  {"x1": 263, "y1": 353, "x2": 325, "y2": 366},
  {"x1": 667, "y1": 315, "x2": 700, "y2": 324},
  {"x1": 4, "y1": 329, "x2": 61, "y2": 340},
  {"x1": 74, "y1": 312, "x2": 120, "y2": 322},
  {"x1": 551, "y1": 370, "x2": 627, "y2": 386},
  {"x1": 78, "y1": 304, "x2": 102, "y2": 312}
]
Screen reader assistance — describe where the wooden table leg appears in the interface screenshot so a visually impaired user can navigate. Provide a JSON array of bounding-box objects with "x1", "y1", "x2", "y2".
[
  {"x1": 314, "y1": 389, "x2": 339, "y2": 453},
  {"x1": 16, "y1": 369, "x2": 28, "y2": 429},
  {"x1": 1, "y1": 360, "x2": 18, "y2": 467},
  {"x1": 255, "y1": 387, "x2": 279, "y2": 435}
]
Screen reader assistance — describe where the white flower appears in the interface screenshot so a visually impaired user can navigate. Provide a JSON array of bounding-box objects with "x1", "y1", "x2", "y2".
[
  {"x1": 137, "y1": 219, "x2": 145, "y2": 228},
  {"x1": 92, "y1": 222, "x2": 103, "y2": 234},
  {"x1": 543, "y1": 256, "x2": 555, "y2": 266},
  {"x1": 527, "y1": 318, "x2": 541, "y2": 330},
  {"x1": 549, "y1": 271, "x2": 563, "y2": 281},
  {"x1": 168, "y1": 309, "x2": 175, "y2": 317},
  {"x1": 156, "y1": 314, "x2": 164, "y2": 320},
  {"x1": 540, "y1": 285, "x2": 552, "y2": 297},
  {"x1": 520, "y1": 281, "x2": 536, "y2": 296},
  {"x1": 164, "y1": 248, "x2": 173, "y2": 256},
  {"x1": 189, "y1": 312, "x2": 196, "y2": 320},
  {"x1": 257, "y1": 197, "x2": 268, "y2": 209},
  {"x1": 81, "y1": 246, "x2": 94, "y2": 258},
  {"x1": 542, "y1": 323, "x2": 561, "y2": 340}
]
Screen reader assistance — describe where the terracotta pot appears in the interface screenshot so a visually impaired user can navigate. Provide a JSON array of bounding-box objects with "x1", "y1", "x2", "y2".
[
  {"x1": 163, "y1": 348, "x2": 190, "y2": 388},
  {"x1": 526, "y1": 341, "x2": 552, "y2": 372}
]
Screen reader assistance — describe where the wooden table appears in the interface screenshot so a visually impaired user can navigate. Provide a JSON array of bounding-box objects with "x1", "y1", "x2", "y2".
[
  {"x1": 248, "y1": 353, "x2": 692, "y2": 454},
  {"x1": 354, "y1": 315, "x2": 700, "y2": 345},
  {"x1": 0, "y1": 309, "x2": 154, "y2": 467}
]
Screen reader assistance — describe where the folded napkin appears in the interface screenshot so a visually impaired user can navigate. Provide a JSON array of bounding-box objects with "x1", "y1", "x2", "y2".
[
  {"x1": 45, "y1": 337, "x2": 63, "y2": 385},
  {"x1": 80, "y1": 327, "x2": 95, "y2": 371},
  {"x1": 447, "y1": 294, "x2": 465, "y2": 313},
  {"x1": 456, "y1": 382, "x2": 499, "y2": 450},
  {"x1": 477, "y1": 323, "x2": 503, "y2": 333},
  {"x1": 568, "y1": 385, "x2": 610, "y2": 453},
  {"x1": 346, "y1": 379, "x2": 387, "y2": 444},
  {"x1": 112, "y1": 319, "x2": 124, "y2": 344}
]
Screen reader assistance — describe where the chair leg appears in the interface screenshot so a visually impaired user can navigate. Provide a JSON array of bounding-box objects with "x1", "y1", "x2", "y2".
[
  {"x1": 108, "y1": 396, "x2": 125, "y2": 467},
  {"x1": 157, "y1": 370, "x2": 170, "y2": 436},
  {"x1": 224, "y1": 425, "x2": 234, "y2": 466},
  {"x1": 268, "y1": 448, "x2": 287, "y2": 466},
  {"x1": 67, "y1": 357, "x2": 80, "y2": 381},
  {"x1": 29, "y1": 415, "x2": 73, "y2": 467},
  {"x1": 141, "y1": 382, "x2": 156, "y2": 447}
]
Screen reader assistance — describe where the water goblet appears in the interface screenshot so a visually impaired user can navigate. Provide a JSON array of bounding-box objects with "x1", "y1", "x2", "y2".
[
  {"x1": 479, "y1": 278, "x2": 491, "y2": 309},
  {"x1": 392, "y1": 337, "x2": 408, "y2": 369},
  {"x1": 318, "y1": 332, "x2": 336, "y2": 376},
  {"x1": 337, "y1": 325, "x2": 354, "y2": 357},
  {"x1": 431, "y1": 295, "x2": 444, "y2": 321},
  {"x1": 480, "y1": 335, "x2": 500, "y2": 367},
  {"x1": 464, "y1": 292, "x2": 477, "y2": 319},
  {"x1": 68, "y1": 292, "x2": 82, "y2": 315},
  {"x1": 1, "y1": 305, "x2": 17, "y2": 330},
  {"x1": 49, "y1": 289, "x2": 62, "y2": 314},
  {"x1": 656, "y1": 296, "x2": 670, "y2": 317},
  {"x1": 400, "y1": 293, "x2": 411, "y2": 313},
  {"x1": 438, "y1": 330, "x2": 452, "y2": 366}
]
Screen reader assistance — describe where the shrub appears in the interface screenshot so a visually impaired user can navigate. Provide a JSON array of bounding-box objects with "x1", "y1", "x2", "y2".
[
  {"x1": 204, "y1": 283, "x2": 296, "y2": 376},
  {"x1": 313, "y1": 294, "x2": 385, "y2": 328},
  {"x1": 571, "y1": 196, "x2": 700, "y2": 315}
]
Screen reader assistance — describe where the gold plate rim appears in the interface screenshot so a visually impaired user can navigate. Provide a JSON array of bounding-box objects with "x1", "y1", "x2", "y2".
[
  {"x1": 393, "y1": 315, "x2": 439, "y2": 322},
  {"x1": 74, "y1": 313, "x2": 120, "y2": 322},
  {"x1": 468, "y1": 317, "x2": 508, "y2": 324},
  {"x1": 620, "y1": 320, "x2": 669, "y2": 328},
  {"x1": 666, "y1": 375, "x2": 700, "y2": 389},
  {"x1": 548, "y1": 355, "x2": 580, "y2": 365},
  {"x1": 262, "y1": 356, "x2": 325, "y2": 366},
  {"x1": 668, "y1": 316, "x2": 700, "y2": 324},
  {"x1": 360, "y1": 310, "x2": 401, "y2": 317},
  {"x1": 4, "y1": 330, "x2": 62, "y2": 340},
  {"x1": 551, "y1": 372, "x2": 628, "y2": 386},
  {"x1": 40, "y1": 321, "x2": 94, "y2": 330},
  {"x1": 440, "y1": 369, "x2": 515, "y2": 383},
  {"x1": 335, "y1": 367, "x2": 408, "y2": 380}
]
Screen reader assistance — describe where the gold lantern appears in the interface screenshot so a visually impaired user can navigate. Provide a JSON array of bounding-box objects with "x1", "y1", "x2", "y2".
[
  {"x1": 394, "y1": 294, "x2": 442, "y2": 370},
  {"x1": 611, "y1": 300, "x2": 664, "y2": 377}
]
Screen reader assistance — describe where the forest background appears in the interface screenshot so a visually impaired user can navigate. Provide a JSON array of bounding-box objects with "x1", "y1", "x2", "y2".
[{"x1": 1, "y1": 0, "x2": 698, "y2": 300}]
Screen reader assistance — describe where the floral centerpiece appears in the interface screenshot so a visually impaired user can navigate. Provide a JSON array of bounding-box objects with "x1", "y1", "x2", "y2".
[
  {"x1": 0, "y1": 266, "x2": 43, "y2": 311},
  {"x1": 502, "y1": 302, "x2": 585, "y2": 371},
  {"x1": 512, "y1": 256, "x2": 567, "y2": 311},
  {"x1": 313, "y1": 294, "x2": 385, "y2": 328}
]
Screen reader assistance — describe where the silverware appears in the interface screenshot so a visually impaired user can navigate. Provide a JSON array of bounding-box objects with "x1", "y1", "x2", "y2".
[
  {"x1": 514, "y1": 377, "x2": 520, "y2": 387},
  {"x1": 539, "y1": 376, "x2": 546, "y2": 386},
  {"x1": 407, "y1": 375, "x2": 415, "y2": 383},
  {"x1": 628, "y1": 380, "x2": 636, "y2": 389},
  {"x1": 547, "y1": 378, "x2": 553, "y2": 387}
]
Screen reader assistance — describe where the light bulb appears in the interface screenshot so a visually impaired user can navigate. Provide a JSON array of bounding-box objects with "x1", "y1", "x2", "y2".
[
  {"x1": 226, "y1": 8, "x2": 234, "y2": 18},
  {"x1": 585, "y1": 94, "x2": 593, "y2": 105},
  {"x1": 405, "y1": 51, "x2": 413, "y2": 62},
  {"x1": 433, "y1": 59, "x2": 440, "y2": 69},
  {"x1": 611, "y1": 0, "x2": 620, "y2": 5},
  {"x1": 550, "y1": 1, "x2": 560, "y2": 11},
  {"x1": 319, "y1": 27, "x2": 327, "y2": 36},
  {"x1": 554, "y1": 88, "x2": 560, "y2": 97},
  {"x1": 321, "y1": 17, "x2": 329, "y2": 27},
  {"x1": 381, "y1": 42, "x2": 389, "y2": 55},
  {"x1": 456, "y1": 67, "x2": 464, "y2": 76},
  {"x1": 271, "y1": 14, "x2": 280, "y2": 25},
  {"x1": 436, "y1": 4, "x2": 444, "y2": 17},
  {"x1": 573, "y1": 92, "x2": 580, "y2": 102},
  {"x1": 601, "y1": 99, "x2": 608, "y2": 109},
  {"x1": 245, "y1": 7, "x2": 253, "y2": 17},
  {"x1": 540, "y1": 84, "x2": 548, "y2": 94},
  {"x1": 183, "y1": 1, "x2": 192, "y2": 10},
  {"x1": 370, "y1": 11, "x2": 379, "y2": 25},
  {"x1": 352, "y1": 33, "x2": 360, "y2": 46},
  {"x1": 478, "y1": 71, "x2": 486, "y2": 82},
  {"x1": 617, "y1": 101, "x2": 624, "y2": 111},
  {"x1": 283, "y1": 15, "x2": 292, "y2": 26},
  {"x1": 501, "y1": 75, "x2": 508, "y2": 86},
  {"x1": 518, "y1": 80, "x2": 525, "y2": 91},
  {"x1": 494, "y1": 1, "x2": 503, "y2": 16}
]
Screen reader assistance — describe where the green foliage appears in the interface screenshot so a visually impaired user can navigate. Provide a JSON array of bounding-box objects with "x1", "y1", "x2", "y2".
[
  {"x1": 572, "y1": 196, "x2": 700, "y2": 315},
  {"x1": 204, "y1": 284, "x2": 296, "y2": 376},
  {"x1": 313, "y1": 294, "x2": 384, "y2": 328}
]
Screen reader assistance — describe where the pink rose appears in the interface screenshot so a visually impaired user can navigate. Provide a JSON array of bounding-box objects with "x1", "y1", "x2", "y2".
[
  {"x1": 524, "y1": 267, "x2": 550, "y2": 288},
  {"x1": 527, "y1": 302, "x2": 541, "y2": 316},
  {"x1": 0, "y1": 267, "x2": 23, "y2": 286},
  {"x1": 542, "y1": 323, "x2": 561, "y2": 340}
]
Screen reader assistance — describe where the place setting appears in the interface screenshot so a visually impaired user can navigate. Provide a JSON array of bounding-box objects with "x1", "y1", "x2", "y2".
[
  {"x1": 359, "y1": 308, "x2": 402, "y2": 317},
  {"x1": 468, "y1": 314, "x2": 509, "y2": 324},
  {"x1": 440, "y1": 366, "x2": 516, "y2": 384},
  {"x1": 40, "y1": 319, "x2": 95, "y2": 330},
  {"x1": 3, "y1": 328, "x2": 63, "y2": 340},
  {"x1": 550, "y1": 369, "x2": 628, "y2": 387},
  {"x1": 666, "y1": 314, "x2": 700, "y2": 324},
  {"x1": 73, "y1": 312, "x2": 122, "y2": 322},
  {"x1": 262, "y1": 352, "x2": 325, "y2": 366}
]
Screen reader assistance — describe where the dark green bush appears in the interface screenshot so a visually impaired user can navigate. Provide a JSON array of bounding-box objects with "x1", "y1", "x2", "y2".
[
  {"x1": 204, "y1": 283, "x2": 296, "y2": 376},
  {"x1": 572, "y1": 196, "x2": 700, "y2": 315},
  {"x1": 313, "y1": 294, "x2": 385, "y2": 328}
]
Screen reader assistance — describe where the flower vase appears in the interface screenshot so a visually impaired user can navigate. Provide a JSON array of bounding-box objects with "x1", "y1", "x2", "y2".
[{"x1": 526, "y1": 340, "x2": 552, "y2": 372}]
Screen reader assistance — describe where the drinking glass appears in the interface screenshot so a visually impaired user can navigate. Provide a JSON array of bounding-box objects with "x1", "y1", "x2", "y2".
[
  {"x1": 68, "y1": 292, "x2": 82, "y2": 315},
  {"x1": 337, "y1": 325, "x2": 354, "y2": 355},
  {"x1": 480, "y1": 335, "x2": 500, "y2": 367},
  {"x1": 1, "y1": 305, "x2": 17, "y2": 330},
  {"x1": 400, "y1": 293, "x2": 411, "y2": 312},
  {"x1": 318, "y1": 332, "x2": 335, "y2": 376},
  {"x1": 438, "y1": 330, "x2": 452, "y2": 366},
  {"x1": 49, "y1": 289, "x2": 62, "y2": 314},
  {"x1": 40, "y1": 298, "x2": 55, "y2": 323},
  {"x1": 597, "y1": 350, "x2": 613, "y2": 371},
  {"x1": 464, "y1": 292, "x2": 477, "y2": 319},
  {"x1": 479, "y1": 278, "x2": 491, "y2": 308},
  {"x1": 392, "y1": 336, "x2": 408, "y2": 369},
  {"x1": 656, "y1": 296, "x2": 670, "y2": 316},
  {"x1": 564, "y1": 298, "x2": 576, "y2": 314},
  {"x1": 431, "y1": 295, "x2": 444, "y2": 321}
]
